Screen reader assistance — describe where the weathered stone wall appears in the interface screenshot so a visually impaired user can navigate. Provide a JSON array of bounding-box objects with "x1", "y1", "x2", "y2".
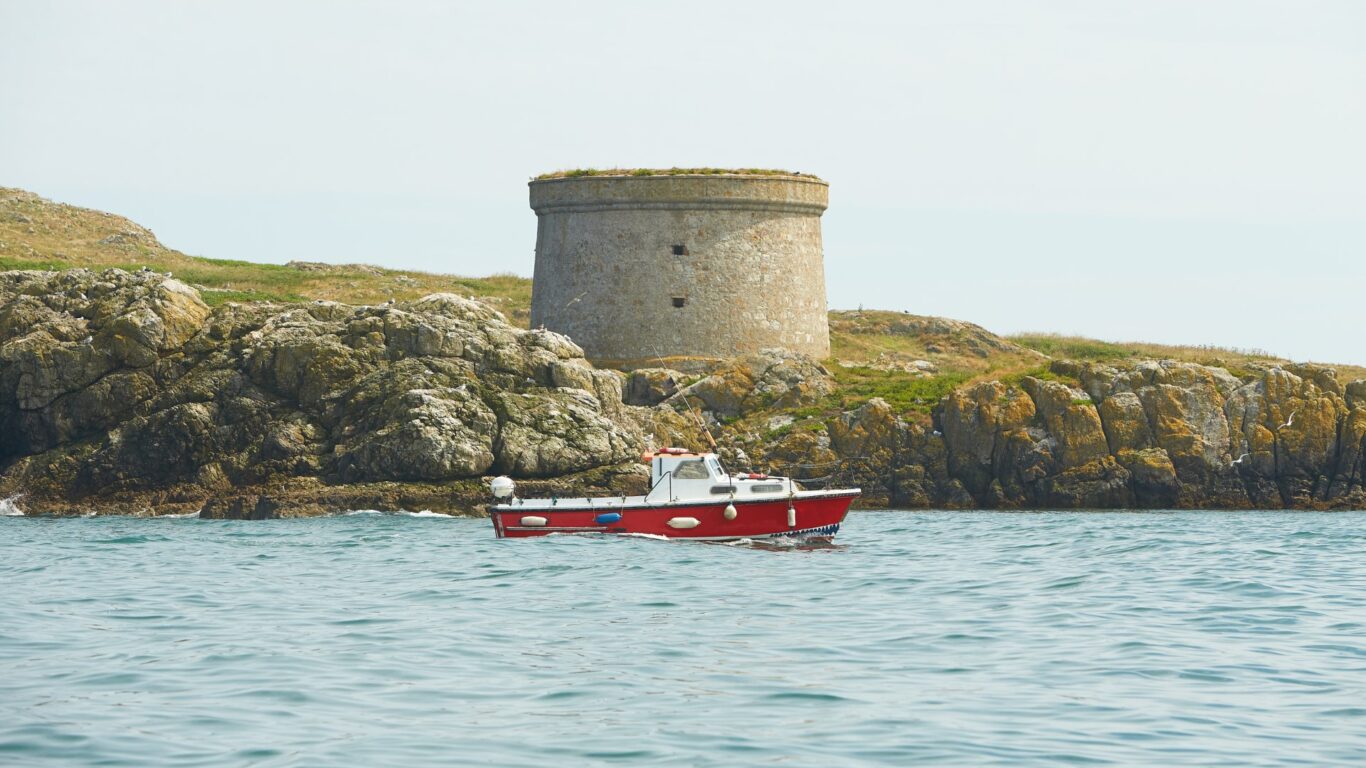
[{"x1": 529, "y1": 174, "x2": 831, "y2": 367}]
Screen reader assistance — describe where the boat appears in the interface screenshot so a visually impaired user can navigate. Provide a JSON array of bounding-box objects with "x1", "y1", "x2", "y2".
[{"x1": 487, "y1": 448, "x2": 860, "y2": 541}]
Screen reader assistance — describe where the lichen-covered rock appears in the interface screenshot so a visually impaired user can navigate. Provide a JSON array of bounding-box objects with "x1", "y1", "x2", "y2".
[
  {"x1": 0, "y1": 269, "x2": 658, "y2": 514},
  {"x1": 940, "y1": 381, "x2": 1036, "y2": 498},
  {"x1": 339, "y1": 382, "x2": 498, "y2": 481},
  {"x1": 1042, "y1": 456, "x2": 1132, "y2": 508},
  {"x1": 1224, "y1": 366, "x2": 1350, "y2": 506},
  {"x1": 0, "y1": 269, "x2": 210, "y2": 456},
  {"x1": 489, "y1": 390, "x2": 637, "y2": 477},
  {"x1": 915, "y1": 357, "x2": 1366, "y2": 509},
  {"x1": 2, "y1": 268, "x2": 1363, "y2": 515},
  {"x1": 1020, "y1": 377, "x2": 1108, "y2": 470},
  {"x1": 1116, "y1": 448, "x2": 1180, "y2": 506},
  {"x1": 624, "y1": 368, "x2": 683, "y2": 406},
  {"x1": 671, "y1": 349, "x2": 834, "y2": 418}
]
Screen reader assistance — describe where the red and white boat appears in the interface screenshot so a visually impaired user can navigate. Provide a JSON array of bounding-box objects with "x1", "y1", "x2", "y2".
[{"x1": 488, "y1": 448, "x2": 859, "y2": 541}]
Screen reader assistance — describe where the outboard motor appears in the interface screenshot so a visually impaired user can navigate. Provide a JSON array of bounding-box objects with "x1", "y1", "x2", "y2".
[{"x1": 490, "y1": 476, "x2": 516, "y2": 501}]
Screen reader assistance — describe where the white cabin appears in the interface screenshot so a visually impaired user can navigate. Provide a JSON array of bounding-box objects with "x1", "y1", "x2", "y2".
[
  {"x1": 644, "y1": 451, "x2": 797, "y2": 503},
  {"x1": 490, "y1": 450, "x2": 802, "y2": 511}
]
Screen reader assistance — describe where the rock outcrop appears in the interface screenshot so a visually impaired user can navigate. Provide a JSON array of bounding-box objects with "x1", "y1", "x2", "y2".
[
  {"x1": 0, "y1": 269, "x2": 645, "y2": 515},
  {"x1": 680, "y1": 347, "x2": 1366, "y2": 510},
  {"x1": 0, "y1": 269, "x2": 1362, "y2": 516},
  {"x1": 730, "y1": 359, "x2": 1366, "y2": 510}
]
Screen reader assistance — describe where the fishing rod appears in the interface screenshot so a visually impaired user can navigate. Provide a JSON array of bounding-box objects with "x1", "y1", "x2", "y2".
[{"x1": 650, "y1": 344, "x2": 716, "y2": 451}]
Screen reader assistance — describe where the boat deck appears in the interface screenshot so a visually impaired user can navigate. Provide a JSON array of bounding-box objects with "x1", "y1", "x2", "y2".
[{"x1": 494, "y1": 488, "x2": 858, "y2": 512}]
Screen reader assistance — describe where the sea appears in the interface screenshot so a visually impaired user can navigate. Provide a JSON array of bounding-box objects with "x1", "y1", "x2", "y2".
[{"x1": 2, "y1": 508, "x2": 1365, "y2": 767}]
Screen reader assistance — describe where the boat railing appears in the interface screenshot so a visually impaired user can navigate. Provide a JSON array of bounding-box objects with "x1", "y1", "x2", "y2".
[{"x1": 765, "y1": 456, "x2": 886, "y2": 493}]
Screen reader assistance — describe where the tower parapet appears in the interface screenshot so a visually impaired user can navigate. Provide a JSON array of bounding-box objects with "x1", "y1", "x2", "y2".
[{"x1": 529, "y1": 170, "x2": 831, "y2": 368}]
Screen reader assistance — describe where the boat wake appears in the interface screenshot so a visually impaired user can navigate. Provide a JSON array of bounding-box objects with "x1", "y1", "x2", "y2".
[
  {"x1": 618, "y1": 532, "x2": 672, "y2": 541},
  {"x1": 721, "y1": 536, "x2": 846, "y2": 552}
]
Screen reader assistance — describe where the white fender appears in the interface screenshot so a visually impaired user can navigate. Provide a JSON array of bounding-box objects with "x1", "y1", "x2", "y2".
[
  {"x1": 667, "y1": 517, "x2": 701, "y2": 529},
  {"x1": 723, "y1": 504, "x2": 738, "y2": 521},
  {"x1": 519, "y1": 516, "x2": 548, "y2": 527},
  {"x1": 787, "y1": 507, "x2": 796, "y2": 528}
]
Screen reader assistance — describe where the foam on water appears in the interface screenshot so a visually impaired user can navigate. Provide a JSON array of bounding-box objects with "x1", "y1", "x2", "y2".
[
  {"x1": 4, "y1": 510, "x2": 1366, "y2": 767},
  {"x1": 0, "y1": 494, "x2": 23, "y2": 516},
  {"x1": 340, "y1": 509, "x2": 455, "y2": 518}
]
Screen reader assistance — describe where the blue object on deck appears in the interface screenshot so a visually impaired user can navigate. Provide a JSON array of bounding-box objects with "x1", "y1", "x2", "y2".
[{"x1": 595, "y1": 512, "x2": 622, "y2": 525}]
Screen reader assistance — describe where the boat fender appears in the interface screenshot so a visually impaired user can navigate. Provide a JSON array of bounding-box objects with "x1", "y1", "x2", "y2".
[
  {"x1": 595, "y1": 512, "x2": 622, "y2": 525},
  {"x1": 746, "y1": 473, "x2": 769, "y2": 480},
  {"x1": 786, "y1": 507, "x2": 796, "y2": 528},
  {"x1": 490, "y1": 476, "x2": 516, "y2": 499},
  {"x1": 667, "y1": 517, "x2": 701, "y2": 529},
  {"x1": 520, "y1": 516, "x2": 548, "y2": 527},
  {"x1": 723, "y1": 504, "x2": 738, "y2": 521}
]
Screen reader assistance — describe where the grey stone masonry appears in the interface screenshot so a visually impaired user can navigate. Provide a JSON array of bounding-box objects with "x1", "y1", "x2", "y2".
[{"x1": 529, "y1": 173, "x2": 831, "y2": 368}]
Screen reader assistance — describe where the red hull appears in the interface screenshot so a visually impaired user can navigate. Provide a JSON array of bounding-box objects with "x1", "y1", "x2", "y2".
[{"x1": 490, "y1": 492, "x2": 857, "y2": 540}]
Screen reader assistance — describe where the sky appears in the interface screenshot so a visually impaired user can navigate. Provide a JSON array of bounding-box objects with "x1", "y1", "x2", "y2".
[{"x1": 2, "y1": 0, "x2": 1363, "y2": 363}]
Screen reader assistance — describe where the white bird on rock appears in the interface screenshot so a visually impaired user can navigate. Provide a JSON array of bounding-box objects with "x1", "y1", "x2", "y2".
[
  {"x1": 1278, "y1": 411, "x2": 1296, "y2": 430},
  {"x1": 1232, "y1": 453, "x2": 1249, "y2": 466}
]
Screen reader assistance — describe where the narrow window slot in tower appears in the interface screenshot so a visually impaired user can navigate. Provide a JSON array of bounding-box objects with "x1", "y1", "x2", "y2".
[
  {"x1": 672, "y1": 297, "x2": 686, "y2": 308},
  {"x1": 671, "y1": 245, "x2": 688, "y2": 256}
]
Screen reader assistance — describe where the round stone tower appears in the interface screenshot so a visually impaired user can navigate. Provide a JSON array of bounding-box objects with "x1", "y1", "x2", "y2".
[{"x1": 529, "y1": 170, "x2": 831, "y2": 368}]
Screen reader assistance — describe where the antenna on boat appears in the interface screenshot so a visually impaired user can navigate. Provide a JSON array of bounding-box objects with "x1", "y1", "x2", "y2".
[
  {"x1": 684, "y1": 393, "x2": 717, "y2": 451},
  {"x1": 650, "y1": 344, "x2": 717, "y2": 451}
]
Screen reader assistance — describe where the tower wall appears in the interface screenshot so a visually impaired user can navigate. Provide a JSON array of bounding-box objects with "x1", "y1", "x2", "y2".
[{"x1": 529, "y1": 174, "x2": 830, "y2": 368}]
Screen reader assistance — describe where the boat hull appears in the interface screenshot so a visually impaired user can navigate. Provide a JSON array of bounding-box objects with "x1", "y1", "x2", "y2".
[{"x1": 490, "y1": 492, "x2": 858, "y2": 540}]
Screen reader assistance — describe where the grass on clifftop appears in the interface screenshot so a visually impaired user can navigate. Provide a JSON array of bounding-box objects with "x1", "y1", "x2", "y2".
[
  {"x1": 1007, "y1": 333, "x2": 1365, "y2": 380},
  {"x1": 535, "y1": 168, "x2": 817, "y2": 180},
  {"x1": 6, "y1": 186, "x2": 1361, "y2": 383},
  {"x1": 827, "y1": 311, "x2": 1366, "y2": 410},
  {"x1": 0, "y1": 187, "x2": 532, "y2": 324}
]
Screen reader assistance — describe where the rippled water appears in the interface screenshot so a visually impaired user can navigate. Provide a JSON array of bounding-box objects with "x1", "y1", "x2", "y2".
[{"x1": 3, "y1": 510, "x2": 1366, "y2": 766}]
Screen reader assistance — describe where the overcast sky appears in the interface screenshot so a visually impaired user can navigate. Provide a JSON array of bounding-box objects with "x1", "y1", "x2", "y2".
[{"x1": 3, "y1": 1, "x2": 1363, "y2": 363}]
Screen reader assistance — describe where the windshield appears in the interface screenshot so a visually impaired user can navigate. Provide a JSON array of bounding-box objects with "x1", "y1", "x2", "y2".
[{"x1": 672, "y1": 459, "x2": 710, "y2": 480}]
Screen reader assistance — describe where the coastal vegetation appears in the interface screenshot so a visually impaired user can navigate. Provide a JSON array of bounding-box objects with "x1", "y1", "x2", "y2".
[
  {"x1": 2, "y1": 185, "x2": 1364, "y2": 515},
  {"x1": 0, "y1": 187, "x2": 531, "y2": 323},
  {"x1": 534, "y1": 168, "x2": 814, "y2": 180}
]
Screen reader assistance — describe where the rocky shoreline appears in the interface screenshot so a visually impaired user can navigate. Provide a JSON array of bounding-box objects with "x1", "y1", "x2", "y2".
[{"x1": 0, "y1": 268, "x2": 1362, "y2": 517}]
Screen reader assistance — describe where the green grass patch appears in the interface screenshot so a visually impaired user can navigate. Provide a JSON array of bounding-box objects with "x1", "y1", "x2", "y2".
[
  {"x1": 1010, "y1": 334, "x2": 1133, "y2": 361},
  {"x1": 829, "y1": 366, "x2": 971, "y2": 414},
  {"x1": 999, "y1": 366, "x2": 1070, "y2": 388},
  {"x1": 199, "y1": 289, "x2": 303, "y2": 307},
  {"x1": 536, "y1": 167, "x2": 812, "y2": 180},
  {"x1": 0, "y1": 256, "x2": 73, "y2": 271}
]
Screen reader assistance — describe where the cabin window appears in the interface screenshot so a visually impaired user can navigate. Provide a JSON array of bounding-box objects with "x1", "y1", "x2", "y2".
[
  {"x1": 671, "y1": 244, "x2": 688, "y2": 256},
  {"x1": 672, "y1": 459, "x2": 710, "y2": 480},
  {"x1": 671, "y1": 297, "x2": 686, "y2": 308},
  {"x1": 750, "y1": 483, "x2": 783, "y2": 493}
]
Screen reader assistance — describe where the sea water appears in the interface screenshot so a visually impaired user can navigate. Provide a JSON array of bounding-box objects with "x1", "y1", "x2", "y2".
[{"x1": 2, "y1": 510, "x2": 1365, "y2": 766}]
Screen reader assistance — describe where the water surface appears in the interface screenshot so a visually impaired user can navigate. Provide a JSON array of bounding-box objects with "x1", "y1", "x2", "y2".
[{"x1": 3, "y1": 510, "x2": 1365, "y2": 766}]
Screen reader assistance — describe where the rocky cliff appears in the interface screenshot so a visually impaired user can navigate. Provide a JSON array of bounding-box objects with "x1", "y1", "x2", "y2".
[
  {"x1": 0, "y1": 268, "x2": 1363, "y2": 516},
  {"x1": 663, "y1": 349, "x2": 1366, "y2": 511},
  {"x1": 0, "y1": 268, "x2": 706, "y2": 516}
]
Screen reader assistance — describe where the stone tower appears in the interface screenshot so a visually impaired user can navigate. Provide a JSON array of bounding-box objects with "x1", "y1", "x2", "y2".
[{"x1": 528, "y1": 170, "x2": 830, "y2": 368}]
